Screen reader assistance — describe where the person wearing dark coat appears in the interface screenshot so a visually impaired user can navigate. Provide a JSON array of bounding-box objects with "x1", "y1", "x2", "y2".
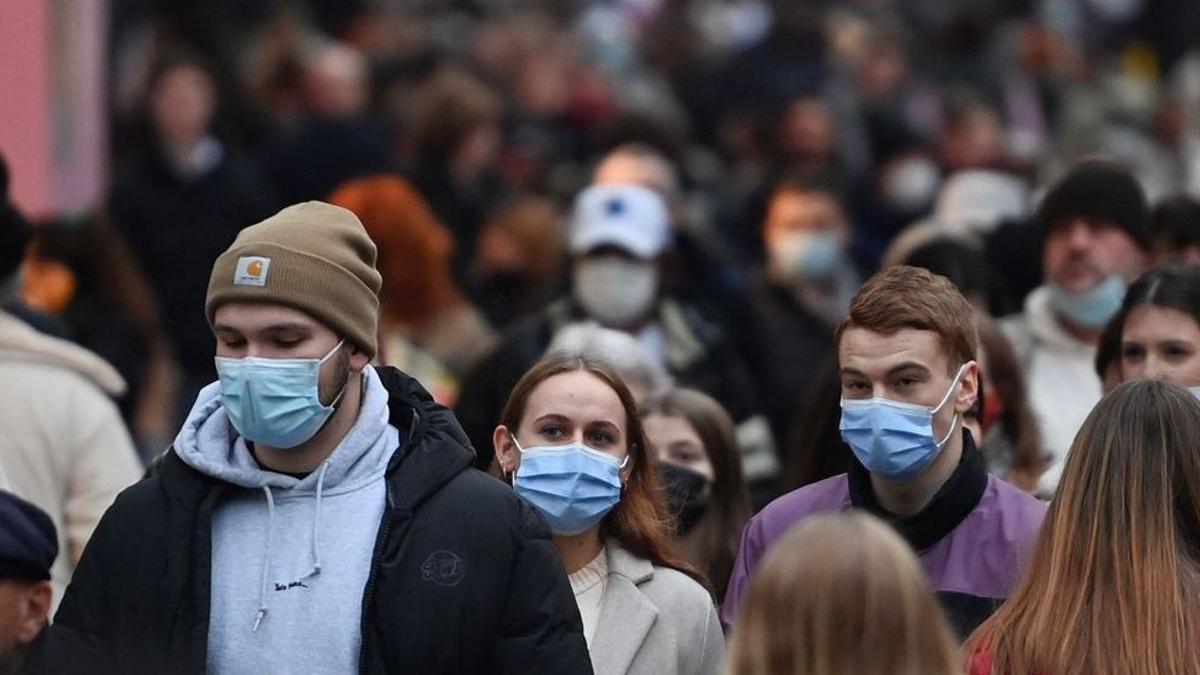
[{"x1": 24, "y1": 202, "x2": 590, "y2": 675}]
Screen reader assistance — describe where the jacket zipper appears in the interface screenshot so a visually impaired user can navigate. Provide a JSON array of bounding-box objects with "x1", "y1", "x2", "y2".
[{"x1": 358, "y1": 409, "x2": 419, "y2": 673}]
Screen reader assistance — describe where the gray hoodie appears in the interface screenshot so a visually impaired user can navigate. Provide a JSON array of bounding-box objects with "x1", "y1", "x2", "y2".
[{"x1": 175, "y1": 365, "x2": 399, "y2": 674}]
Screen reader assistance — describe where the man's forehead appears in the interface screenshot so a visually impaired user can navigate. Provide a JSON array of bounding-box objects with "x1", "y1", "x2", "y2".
[
  {"x1": 838, "y1": 326, "x2": 949, "y2": 372},
  {"x1": 212, "y1": 302, "x2": 321, "y2": 331}
]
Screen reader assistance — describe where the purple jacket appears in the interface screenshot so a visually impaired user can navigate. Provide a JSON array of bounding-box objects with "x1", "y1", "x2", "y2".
[{"x1": 722, "y1": 435, "x2": 1047, "y2": 639}]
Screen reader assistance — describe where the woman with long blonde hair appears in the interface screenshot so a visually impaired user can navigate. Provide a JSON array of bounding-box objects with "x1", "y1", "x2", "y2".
[
  {"x1": 728, "y1": 511, "x2": 962, "y2": 675},
  {"x1": 967, "y1": 379, "x2": 1200, "y2": 674}
]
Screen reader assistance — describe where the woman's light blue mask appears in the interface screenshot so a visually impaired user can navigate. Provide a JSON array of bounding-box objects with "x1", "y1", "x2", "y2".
[
  {"x1": 510, "y1": 436, "x2": 627, "y2": 535},
  {"x1": 215, "y1": 340, "x2": 346, "y2": 450},
  {"x1": 1048, "y1": 275, "x2": 1127, "y2": 329},
  {"x1": 839, "y1": 364, "x2": 967, "y2": 482}
]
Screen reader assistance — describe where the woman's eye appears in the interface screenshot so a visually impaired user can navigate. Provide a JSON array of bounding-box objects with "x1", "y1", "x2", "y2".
[
  {"x1": 586, "y1": 431, "x2": 614, "y2": 445},
  {"x1": 540, "y1": 426, "x2": 564, "y2": 438},
  {"x1": 895, "y1": 377, "x2": 919, "y2": 389},
  {"x1": 1122, "y1": 346, "x2": 1145, "y2": 361},
  {"x1": 671, "y1": 450, "x2": 702, "y2": 463},
  {"x1": 1164, "y1": 346, "x2": 1194, "y2": 360}
]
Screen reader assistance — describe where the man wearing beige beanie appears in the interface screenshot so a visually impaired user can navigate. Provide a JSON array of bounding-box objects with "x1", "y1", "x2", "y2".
[{"x1": 28, "y1": 202, "x2": 591, "y2": 674}]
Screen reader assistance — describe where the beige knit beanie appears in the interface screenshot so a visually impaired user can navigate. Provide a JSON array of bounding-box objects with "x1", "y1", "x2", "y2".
[{"x1": 206, "y1": 201, "x2": 382, "y2": 358}]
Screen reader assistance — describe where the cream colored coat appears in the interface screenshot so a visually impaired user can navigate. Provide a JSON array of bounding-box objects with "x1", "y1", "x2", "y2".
[
  {"x1": 0, "y1": 311, "x2": 142, "y2": 606},
  {"x1": 588, "y1": 544, "x2": 725, "y2": 675}
]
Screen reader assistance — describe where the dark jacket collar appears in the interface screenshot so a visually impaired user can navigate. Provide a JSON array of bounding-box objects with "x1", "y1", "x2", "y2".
[{"x1": 847, "y1": 430, "x2": 989, "y2": 551}]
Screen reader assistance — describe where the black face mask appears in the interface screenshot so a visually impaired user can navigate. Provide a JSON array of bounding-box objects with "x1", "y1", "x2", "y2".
[{"x1": 656, "y1": 462, "x2": 711, "y2": 536}]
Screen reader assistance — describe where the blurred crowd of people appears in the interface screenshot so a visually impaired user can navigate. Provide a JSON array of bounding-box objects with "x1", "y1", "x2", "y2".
[{"x1": 6, "y1": 0, "x2": 1200, "y2": 673}]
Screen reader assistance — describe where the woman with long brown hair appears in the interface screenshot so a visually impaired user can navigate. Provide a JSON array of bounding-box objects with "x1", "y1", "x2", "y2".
[
  {"x1": 967, "y1": 379, "x2": 1200, "y2": 674},
  {"x1": 493, "y1": 354, "x2": 724, "y2": 675},
  {"x1": 727, "y1": 511, "x2": 962, "y2": 675},
  {"x1": 641, "y1": 387, "x2": 750, "y2": 600}
]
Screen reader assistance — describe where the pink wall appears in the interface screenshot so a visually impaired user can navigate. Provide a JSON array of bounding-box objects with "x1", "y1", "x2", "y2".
[
  {"x1": 0, "y1": 0, "x2": 54, "y2": 216},
  {"x1": 0, "y1": 0, "x2": 107, "y2": 218}
]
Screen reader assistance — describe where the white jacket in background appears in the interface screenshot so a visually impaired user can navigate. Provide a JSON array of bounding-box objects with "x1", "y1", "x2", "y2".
[
  {"x1": 1001, "y1": 286, "x2": 1102, "y2": 496},
  {"x1": 0, "y1": 311, "x2": 142, "y2": 607}
]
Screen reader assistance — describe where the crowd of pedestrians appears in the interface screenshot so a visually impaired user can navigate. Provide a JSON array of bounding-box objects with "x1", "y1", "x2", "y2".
[{"x1": 6, "y1": 0, "x2": 1200, "y2": 673}]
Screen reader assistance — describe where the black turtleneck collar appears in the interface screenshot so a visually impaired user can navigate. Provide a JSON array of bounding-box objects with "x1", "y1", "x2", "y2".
[{"x1": 847, "y1": 429, "x2": 989, "y2": 552}]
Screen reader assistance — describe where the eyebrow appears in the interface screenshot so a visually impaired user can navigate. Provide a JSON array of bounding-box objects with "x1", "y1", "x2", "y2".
[
  {"x1": 839, "y1": 362, "x2": 932, "y2": 378},
  {"x1": 885, "y1": 362, "x2": 931, "y2": 377},
  {"x1": 213, "y1": 322, "x2": 314, "y2": 336},
  {"x1": 586, "y1": 419, "x2": 621, "y2": 432}
]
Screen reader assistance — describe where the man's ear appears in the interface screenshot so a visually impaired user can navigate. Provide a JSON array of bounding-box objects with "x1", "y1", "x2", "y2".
[
  {"x1": 16, "y1": 581, "x2": 51, "y2": 644},
  {"x1": 955, "y1": 361, "x2": 980, "y2": 415},
  {"x1": 348, "y1": 342, "x2": 371, "y2": 372}
]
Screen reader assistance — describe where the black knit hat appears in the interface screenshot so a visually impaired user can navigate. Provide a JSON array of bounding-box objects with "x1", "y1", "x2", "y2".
[
  {"x1": 0, "y1": 491, "x2": 58, "y2": 582},
  {"x1": 1036, "y1": 159, "x2": 1151, "y2": 251},
  {"x1": 0, "y1": 153, "x2": 32, "y2": 281}
]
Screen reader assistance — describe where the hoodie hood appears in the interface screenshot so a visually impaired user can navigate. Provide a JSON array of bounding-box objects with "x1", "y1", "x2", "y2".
[
  {"x1": 0, "y1": 310, "x2": 126, "y2": 396},
  {"x1": 175, "y1": 364, "x2": 395, "y2": 494},
  {"x1": 1022, "y1": 285, "x2": 1097, "y2": 354}
]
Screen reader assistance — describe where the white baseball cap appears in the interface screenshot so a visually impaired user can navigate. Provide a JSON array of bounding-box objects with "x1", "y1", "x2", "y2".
[
  {"x1": 935, "y1": 169, "x2": 1030, "y2": 235},
  {"x1": 569, "y1": 184, "x2": 671, "y2": 259}
]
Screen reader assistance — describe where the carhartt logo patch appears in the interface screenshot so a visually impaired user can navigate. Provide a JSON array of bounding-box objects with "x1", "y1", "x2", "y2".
[{"x1": 234, "y1": 256, "x2": 271, "y2": 286}]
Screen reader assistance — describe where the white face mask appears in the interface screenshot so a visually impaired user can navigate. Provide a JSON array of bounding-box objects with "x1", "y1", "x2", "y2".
[
  {"x1": 884, "y1": 156, "x2": 941, "y2": 212},
  {"x1": 573, "y1": 255, "x2": 658, "y2": 328}
]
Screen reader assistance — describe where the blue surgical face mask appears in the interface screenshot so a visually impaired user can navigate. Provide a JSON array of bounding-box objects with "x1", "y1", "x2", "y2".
[
  {"x1": 1048, "y1": 275, "x2": 1127, "y2": 329},
  {"x1": 839, "y1": 364, "x2": 967, "y2": 482},
  {"x1": 771, "y1": 230, "x2": 845, "y2": 282},
  {"x1": 510, "y1": 435, "x2": 627, "y2": 535},
  {"x1": 215, "y1": 340, "x2": 347, "y2": 450}
]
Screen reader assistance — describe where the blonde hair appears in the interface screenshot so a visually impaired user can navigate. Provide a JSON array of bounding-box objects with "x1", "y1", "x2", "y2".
[
  {"x1": 966, "y1": 379, "x2": 1200, "y2": 674},
  {"x1": 728, "y1": 512, "x2": 962, "y2": 675}
]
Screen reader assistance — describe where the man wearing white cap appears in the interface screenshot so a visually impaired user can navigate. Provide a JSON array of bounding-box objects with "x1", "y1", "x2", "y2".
[
  {"x1": 568, "y1": 184, "x2": 673, "y2": 352},
  {"x1": 456, "y1": 184, "x2": 763, "y2": 476}
]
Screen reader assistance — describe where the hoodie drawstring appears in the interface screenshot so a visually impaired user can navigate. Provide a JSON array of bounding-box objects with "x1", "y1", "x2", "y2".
[
  {"x1": 253, "y1": 486, "x2": 276, "y2": 632},
  {"x1": 300, "y1": 463, "x2": 330, "y2": 581},
  {"x1": 250, "y1": 462, "x2": 331, "y2": 633}
]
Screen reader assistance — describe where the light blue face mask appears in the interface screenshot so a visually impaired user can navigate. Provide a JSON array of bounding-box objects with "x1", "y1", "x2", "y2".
[
  {"x1": 1048, "y1": 275, "x2": 1127, "y2": 329},
  {"x1": 839, "y1": 364, "x2": 967, "y2": 482},
  {"x1": 773, "y1": 230, "x2": 845, "y2": 282},
  {"x1": 215, "y1": 340, "x2": 347, "y2": 450},
  {"x1": 510, "y1": 435, "x2": 627, "y2": 535}
]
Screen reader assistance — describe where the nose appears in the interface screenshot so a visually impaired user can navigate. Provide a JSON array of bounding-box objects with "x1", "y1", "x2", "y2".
[
  {"x1": 1141, "y1": 354, "x2": 1171, "y2": 382},
  {"x1": 1063, "y1": 219, "x2": 1095, "y2": 252}
]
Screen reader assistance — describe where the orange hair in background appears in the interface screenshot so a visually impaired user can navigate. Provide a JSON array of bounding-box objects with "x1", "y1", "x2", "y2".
[{"x1": 328, "y1": 175, "x2": 460, "y2": 324}]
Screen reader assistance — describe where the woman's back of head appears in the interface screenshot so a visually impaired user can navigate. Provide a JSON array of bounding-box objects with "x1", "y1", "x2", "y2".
[
  {"x1": 969, "y1": 379, "x2": 1200, "y2": 675},
  {"x1": 728, "y1": 511, "x2": 962, "y2": 675}
]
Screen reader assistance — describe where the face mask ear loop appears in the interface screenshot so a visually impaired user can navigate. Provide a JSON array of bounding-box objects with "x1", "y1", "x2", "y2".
[
  {"x1": 933, "y1": 363, "x2": 969, "y2": 415},
  {"x1": 318, "y1": 339, "x2": 346, "y2": 365},
  {"x1": 319, "y1": 340, "x2": 350, "y2": 411},
  {"x1": 504, "y1": 432, "x2": 524, "y2": 481},
  {"x1": 936, "y1": 414, "x2": 960, "y2": 448},
  {"x1": 933, "y1": 364, "x2": 969, "y2": 448}
]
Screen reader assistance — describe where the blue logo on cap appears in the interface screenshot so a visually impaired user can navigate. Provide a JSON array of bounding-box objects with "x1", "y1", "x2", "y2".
[{"x1": 605, "y1": 198, "x2": 626, "y2": 216}]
